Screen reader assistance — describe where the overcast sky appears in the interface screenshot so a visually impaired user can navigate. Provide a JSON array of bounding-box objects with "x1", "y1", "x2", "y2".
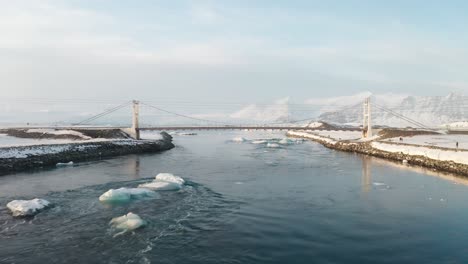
[{"x1": 1, "y1": 0, "x2": 467, "y2": 105}]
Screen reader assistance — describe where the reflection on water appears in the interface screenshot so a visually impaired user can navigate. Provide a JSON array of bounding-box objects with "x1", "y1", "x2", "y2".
[{"x1": 361, "y1": 157, "x2": 372, "y2": 193}]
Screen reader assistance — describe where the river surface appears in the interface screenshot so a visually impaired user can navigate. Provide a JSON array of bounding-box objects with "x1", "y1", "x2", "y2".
[{"x1": 1, "y1": 131, "x2": 468, "y2": 264}]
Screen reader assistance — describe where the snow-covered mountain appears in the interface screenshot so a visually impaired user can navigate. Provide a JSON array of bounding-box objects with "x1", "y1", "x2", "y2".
[{"x1": 318, "y1": 93, "x2": 468, "y2": 127}]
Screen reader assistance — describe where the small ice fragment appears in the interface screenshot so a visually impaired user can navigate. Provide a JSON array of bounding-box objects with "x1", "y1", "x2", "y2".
[
  {"x1": 7, "y1": 198, "x2": 51, "y2": 217},
  {"x1": 440, "y1": 198, "x2": 446, "y2": 202},
  {"x1": 278, "y1": 138, "x2": 294, "y2": 145},
  {"x1": 110, "y1": 212, "x2": 146, "y2": 236},
  {"x1": 251, "y1": 140, "x2": 267, "y2": 144},
  {"x1": 232, "y1": 137, "x2": 247, "y2": 142},
  {"x1": 373, "y1": 182, "x2": 386, "y2": 186},
  {"x1": 99, "y1": 188, "x2": 156, "y2": 203},
  {"x1": 266, "y1": 143, "x2": 280, "y2": 148},
  {"x1": 56, "y1": 161, "x2": 74, "y2": 167},
  {"x1": 235, "y1": 182, "x2": 244, "y2": 185}
]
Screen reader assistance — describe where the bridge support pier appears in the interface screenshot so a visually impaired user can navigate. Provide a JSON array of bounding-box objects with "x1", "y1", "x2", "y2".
[{"x1": 122, "y1": 100, "x2": 140, "y2": 140}]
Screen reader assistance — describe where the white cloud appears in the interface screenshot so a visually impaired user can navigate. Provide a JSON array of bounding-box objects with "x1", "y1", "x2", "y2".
[{"x1": 230, "y1": 97, "x2": 290, "y2": 122}]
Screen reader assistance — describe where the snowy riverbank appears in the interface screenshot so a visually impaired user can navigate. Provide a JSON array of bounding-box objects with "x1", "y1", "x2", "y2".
[
  {"x1": 0, "y1": 132, "x2": 174, "y2": 175},
  {"x1": 287, "y1": 130, "x2": 468, "y2": 177}
]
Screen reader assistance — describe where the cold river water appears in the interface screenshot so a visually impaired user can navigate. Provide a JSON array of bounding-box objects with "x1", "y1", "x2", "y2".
[{"x1": 1, "y1": 131, "x2": 468, "y2": 264}]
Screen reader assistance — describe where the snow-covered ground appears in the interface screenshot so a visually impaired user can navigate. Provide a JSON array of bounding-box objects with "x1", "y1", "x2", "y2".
[
  {"x1": 26, "y1": 129, "x2": 91, "y2": 139},
  {"x1": 372, "y1": 142, "x2": 468, "y2": 165},
  {"x1": 382, "y1": 135, "x2": 468, "y2": 150}
]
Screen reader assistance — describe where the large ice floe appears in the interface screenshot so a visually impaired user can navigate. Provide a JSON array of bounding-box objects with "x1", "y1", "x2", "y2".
[
  {"x1": 6, "y1": 198, "x2": 51, "y2": 217},
  {"x1": 138, "y1": 173, "x2": 185, "y2": 191},
  {"x1": 99, "y1": 188, "x2": 156, "y2": 203},
  {"x1": 109, "y1": 212, "x2": 146, "y2": 237}
]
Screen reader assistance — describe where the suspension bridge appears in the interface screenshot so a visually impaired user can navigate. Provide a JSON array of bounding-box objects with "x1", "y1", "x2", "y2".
[{"x1": 1, "y1": 97, "x2": 450, "y2": 140}]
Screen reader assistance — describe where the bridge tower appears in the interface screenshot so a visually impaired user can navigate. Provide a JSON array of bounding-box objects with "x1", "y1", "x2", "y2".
[
  {"x1": 123, "y1": 100, "x2": 140, "y2": 140},
  {"x1": 362, "y1": 97, "x2": 372, "y2": 138}
]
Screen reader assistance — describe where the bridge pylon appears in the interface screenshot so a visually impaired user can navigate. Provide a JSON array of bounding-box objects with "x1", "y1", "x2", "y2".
[{"x1": 123, "y1": 100, "x2": 140, "y2": 140}]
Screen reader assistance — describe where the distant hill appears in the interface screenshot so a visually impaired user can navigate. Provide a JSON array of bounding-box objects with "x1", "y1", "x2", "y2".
[{"x1": 318, "y1": 93, "x2": 468, "y2": 127}]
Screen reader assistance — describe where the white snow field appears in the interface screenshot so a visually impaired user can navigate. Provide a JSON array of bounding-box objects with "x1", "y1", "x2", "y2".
[
  {"x1": 0, "y1": 133, "x2": 80, "y2": 147},
  {"x1": 109, "y1": 212, "x2": 146, "y2": 237},
  {"x1": 138, "y1": 173, "x2": 185, "y2": 191},
  {"x1": 372, "y1": 142, "x2": 468, "y2": 165},
  {"x1": 99, "y1": 188, "x2": 156, "y2": 202},
  {"x1": 382, "y1": 135, "x2": 468, "y2": 150},
  {"x1": 6, "y1": 198, "x2": 51, "y2": 217},
  {"x1": 313, "y1": 130, "x2": 362, "y2": 140},
  {"x1": 0, "y1": 139, "x2": 151, "y2": 159}
]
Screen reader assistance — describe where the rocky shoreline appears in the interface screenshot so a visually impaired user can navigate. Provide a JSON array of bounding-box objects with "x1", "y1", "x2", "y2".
[
  {"x1": 0, "y1": 132, "x2": 175, "y2": 176},
  {"x1": 287, "y1": 131, "x2": 468, "y2": 177}
]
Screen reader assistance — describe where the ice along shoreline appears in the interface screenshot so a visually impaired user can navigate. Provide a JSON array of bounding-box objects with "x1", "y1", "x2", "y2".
[
  {"x1": 0, "y1": 132, "x2": 175, "y2": 176},
  {"x1": 287, "y1": 131, "x2": 468, "y2": 177}
]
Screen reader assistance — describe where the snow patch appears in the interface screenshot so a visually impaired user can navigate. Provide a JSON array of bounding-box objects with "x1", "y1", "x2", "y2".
[{"x1": 6, "y1": 198, "x2": 51, "y2": 217}]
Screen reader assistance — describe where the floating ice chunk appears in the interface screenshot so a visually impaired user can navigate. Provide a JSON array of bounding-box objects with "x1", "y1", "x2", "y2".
[
  {"x1": 99, "y1": 188, "x2": 156, "y2": 203},
  {"x1": 232, "y1": 137, "x2": 247, "y2": 142},
  {"x1": 138, "y1": 173, "x2": 185, "y2": 191},
  {"x1": 56, "y1": 161, "x2": 74, "y2": 167},
  {"x1": 278, "y1": 138, "x2": 295, "y2": 145},
  {"x1": 7, "y1": 198, "x2": 50, "y2": 217},
  {"x1": 155, "y1": 173, "x2": 185, "y2": 185},
  {"x1": 138, "y1": 181, "x2": 182, "y2": 191},
  {"x1": 110, "y1": 212, "x2": 146, "y2": 237},
  {"x1": 373, "y1": 182, "x2": 386, "y2": 186},
  {"x1": 266, "y1": 143, "x2": 280, "y2": 148},
  {"x1": 251, "y1": 140, "x2": 267, "y2": 144}
]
